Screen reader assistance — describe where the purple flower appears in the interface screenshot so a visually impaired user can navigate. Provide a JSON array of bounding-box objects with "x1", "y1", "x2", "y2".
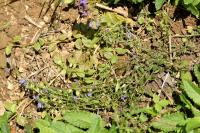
[
  {"x1": 80, "y1": 0, "x2": 87, "y2": 6},
  {"x1": 89, "y1": 20, "x2": 100, "y2": 29},
  {"x1": 79, "y1": 0, "x2": 88, "y2": 17},
  {"x1": 121, "y1": 95, "x2": 127, "y2": 102},
  {"x1": 87, "y1": 92, "x2": 92, "y2": 97},
  {"x1": 19, "y1": 79, "x2": 27, "y2": 86},
  {"x1": 37, "y1": 102, "x2": 44, "y2": 109},
  {"x1": 33, "y1": 95, "x2": 39, "y2": 100}
]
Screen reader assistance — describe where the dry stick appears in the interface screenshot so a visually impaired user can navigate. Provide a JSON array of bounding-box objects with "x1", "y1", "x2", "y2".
[
  {"x1": 172, "y1": 34, "x2": 200, "y2": 38},
  {"x1": 95, "y1": 3, "x2": 128, "y2": 17},
  {"x1": 31, "y1": 29, "x2": 42, "y2": 44},
  {"x1": 28, "y1": 66, "x2": 49, "y2": 79},
  {"x1": 19, "y1": 99, "x2": 34, "y2": 116},
  {"x1": 24, "y1": 15, "x2": 43, "y2": 28},
  {"x1": 49, "y1": 71, "x2": 62, "y2": 86},
  {"x1": 169, "y1": 34, "x2": 172, "y2": 63},
  {"x1": 9, "y1": 98, "x2": 34, "y2": 121}
]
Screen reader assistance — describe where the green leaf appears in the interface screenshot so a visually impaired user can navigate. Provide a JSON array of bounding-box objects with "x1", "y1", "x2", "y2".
[
  {"x1": 35, "y1": 119, "x2": 56, "y2": 133},
  {"x1": 65, "y1": 124, "x2": 85, "y2": 133},
  {"x1": 33, "y1": 42, "x2": 41, "y2": 52},
  {"x1": 194, "y1": 65, "x2": 200, "y2": 84},
  {"x1": 62, "y1": 0, "x2": 74, "y2": 4},
  {"x1": 13, "y1": 35, "x2": 22, "y2": 43},
  {"x1": 155, "y1": 0, "x2": 165, "y2": 10},
  {"x1": 25, "y1": 124, "x2": 33, "y2": 133},
  {"x1": 48, "y1": 42, "x2": 58, "y2": 52},
  {"x1": 186, "y1": 117, "x2": 200, "y2": 132},
  {"x1": 115, "y1": 48, "x2": 127, "y2": 55},
  {"x1": 138, "y1": 16, "x2": 145, "y2": 25},
  {"x1": 63, "y1": 111, "x2": 105, "y2": 129},
  {"x1": 110, "y1": 55, "x2": 118, "y2": 64},
  {"x1": 75, "y1": 69, "x2": 85, "y2": 78},
  {"x1": 139, "y1": 113, "x2": 148, "y2": 122},
  {"x1": 181, "y1": 71, "x2": 192, "y2": 81},
  {"x1": 0, "y1": 112, "x2": 11, "y2": 133},
  {"x1": 184, "y1": 0, "x2": 194, "y2": 5},
  {"x1": 151, "y1": 112, "x2": 185, "y2": 132},
  {"x1": 53, "y1": 53, "x2": 64, "y2": 66},
  {"x1": 16, "y1": 115, "x2": 27, "y2": 127},
  {"x1": 192, "y1": 0, "x2": 200, "y2": 6},
  {"x1": 87, "y1": 118, "x2": 107, "y2": 133},
  {"x1": 180, "y1": 94, "x2": 200, "y2": 116},
  {"x1": 4, "y1": 102, "x2": 17, "y2": 113},
  {"x1": 182, "y1": 80, "x2": 200, "y2": 106},
  {"x1": 5, "y1": 43, "x2": 13, "y2": 56},
  {"x1": 185, "y1": 4, "x2": 199, "y2": 17}
]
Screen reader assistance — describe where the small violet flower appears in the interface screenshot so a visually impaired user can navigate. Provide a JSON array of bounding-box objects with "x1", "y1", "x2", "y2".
[
  {"x1": 37, "y1": 102, "x2": 44, "y2": 109},
  {"x1": 89, "y1": 20, "x2": 100, "y2": 29},
  {"x1": 121, "y1": 95, "x2": 127, "y2": 102},
  {"x1": 87, "y1": 92, "x2": 92, "y2": 97},
  {"x1": 79, "y1": 0, "x2": 88, "y2": 17},
  {"x1": 33, "y1": 95, "x2": 39, "y2": 100},
  {"x1": 80, "y1": 0, "x2": 87, "y2": 6},
  {"x1": 19, "y1": 79, "x2": 27, "y2": 86}
]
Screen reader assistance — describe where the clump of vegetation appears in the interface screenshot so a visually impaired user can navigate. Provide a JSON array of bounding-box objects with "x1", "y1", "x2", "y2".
[{"x1": 0, "y1": 0, "x2": 200, "y2": 132}]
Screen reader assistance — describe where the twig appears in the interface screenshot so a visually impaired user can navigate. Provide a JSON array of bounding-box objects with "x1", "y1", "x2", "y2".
[
  {"x1": 155, "y1": 79, "x2": 173, "y2": 104},
  {"x1": 93, "y1": 45, "x2": 100, "y2": 55},
  {"x1": 49, "y1": 71, "x2": 62, "y2": 86},
  {"x1": 169, "y1": 34, "x2": 172, "y2": 63},
  {"x1": 28, "y1": 66, "x2": 49, "y2": 79},
  {"x1": 95, "y1": 3, "x2": 128, "y2": 17},
  {"x1": 24, "y1": 15, "x2": 43, "y2": 28},
  {"x1": 161, "y1": 72, "x2": 169, "y2": 89},
  {"x1": 31, "y1": 29, "x2": 42, "y2": 44},
  {"x1": 172, "y1": 34, "x2": 200, "y2": 38},
  {"x1": 19, "y1": 99, "x2": 34, "y2": 116}
]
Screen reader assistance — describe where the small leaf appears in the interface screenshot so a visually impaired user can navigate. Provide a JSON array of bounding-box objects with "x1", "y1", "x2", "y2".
[
  {"x1": 4, "y1": 102, "x2": 17, "y2": 113},
  {"x1": 151, "y1": 112, "x2": 185, "y2": 132},
  {"x1": 35, "y1": 119, "x2": 56, "y2": 133},
  {"x1": 16, "y1": 115, "x2": 27, "y2": 127},
  {"x1": 155, "y1": 0, "x2": 165, "y2": 10},
  {"x1": 48, "y1": 42, "x2": 57, "y2": 52},
  {"x1": 194, "y1": 65, "x2": 200, "y2": 84},
  {"x1": 63, "y1": 111, "x2": 104, "y2": 129},
  {"x1": 25, "y1": 124, "x2": 33, "y2": 133},
  {"x1": 62, "y1": 0, "x2": 74, "y2": 4},
  {"x1": 13, "y1": 35, "x2": 22, "y2": 43},
  {"x1": 84, "y1": 77, "x2": 95, "y2": 84},
  {"x1": 110, "y1": 55, "x2": 118, "y2": 64},
  {"x1": 103, "y1": 52, "x2": 113, "y2": 59},
  {"x1": 182, "y1": 80, "x2": 200, "y2": 106},
  {"x1": 180, "y1": 94, "x2": 200, "y2": 116},
  {"x1": 115, "y1": 48, "x2": 127, "y2": 55},
  {"x1": 186, "y1": 117, "x2": 200, "y2": 132},
  {"x1": 0, "y1": 112, "x2": 11, "y2": 133},
  {"x1": 181, "y1": 71, "x2": 192, "y2": 81},
  {"x1": 184, "y1": 0, "x2": 194, "y2": 5},
  {"x1": 87, "y1": 118, "x2": 107, "y2": 133},
  {"x1": 53, "y1": 53, "x2": 63, "y2": 66},
  {"x1": 5, "y1": 43, "x2": 13, "y2": 56},
  {"x1": 33, "y1": 42, "x2": 41, "y2": 52}
]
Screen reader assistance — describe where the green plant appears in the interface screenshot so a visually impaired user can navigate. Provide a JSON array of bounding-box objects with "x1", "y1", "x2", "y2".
[
  {"x1": 151, "y1": 64, "x2": 200, "y2": 132},
  {"x1": 33, "y1": 111, "x2": 117, "y2": 133},
  {"x1": 107, "y1": 0, "x2": 200, "y2": 18}
]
